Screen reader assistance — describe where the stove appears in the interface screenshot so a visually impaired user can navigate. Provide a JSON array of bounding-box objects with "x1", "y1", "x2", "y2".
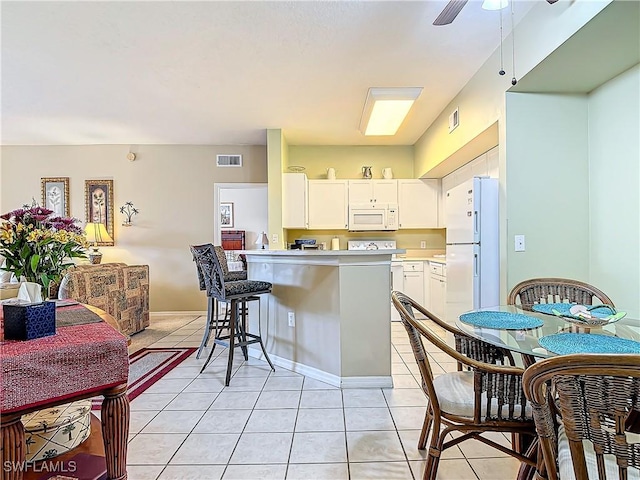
[{"x1": 347, "y1": 240, "x2": 397, "y2": 251}]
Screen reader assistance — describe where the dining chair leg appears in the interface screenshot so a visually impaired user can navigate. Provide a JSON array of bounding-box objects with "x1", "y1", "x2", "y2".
[
  {"x1": 424, "y1": 417, "x2": 443, "y2": 480},
  {"x1": 418, "y1": 405, "x2": 433, "y2": 450}
]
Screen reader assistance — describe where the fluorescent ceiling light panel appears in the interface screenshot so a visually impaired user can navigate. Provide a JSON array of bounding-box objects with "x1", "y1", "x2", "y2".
[
  {"x1": 360, "y1": 87, "x2": 423, "y2": 136},
  {"x1": 482, "y1": 0, "x2": 508, "y2": 10}
]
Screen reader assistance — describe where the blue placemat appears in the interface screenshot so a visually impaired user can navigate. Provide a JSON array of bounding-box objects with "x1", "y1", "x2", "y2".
[
  {"x1": 532, "y1": 303, "x2": 614, "y2": 318},
  {"x1": 539, "y1": 333, "x2": 640, "y2": 355},
  {"x1": 459, "y1": 311, "x2": 543, "y2": 330}
]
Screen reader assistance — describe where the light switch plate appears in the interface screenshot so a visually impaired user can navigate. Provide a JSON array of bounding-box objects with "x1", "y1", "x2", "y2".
[{"x1": 514, "y1": 235, "x2": 525, "y2": 252}]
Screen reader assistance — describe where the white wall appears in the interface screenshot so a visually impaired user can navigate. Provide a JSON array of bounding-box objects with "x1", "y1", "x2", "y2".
[
  {"x1": 414, "y1": 1, "x2": 611, "y2": 176},
  {"x1": 588, "y1": 65, "x2": 640, "y2": 316},
  {"x1": 0, "y1": 144, "x2": 267, "y2": 312},
  {"x1": 218, "y1": 184, "x2": 268, "y2": 250}
]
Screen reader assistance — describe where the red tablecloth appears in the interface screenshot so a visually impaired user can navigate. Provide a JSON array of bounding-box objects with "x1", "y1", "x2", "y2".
[{"x1": 0, "y1": 307, "x2": 129, "y2": 414}]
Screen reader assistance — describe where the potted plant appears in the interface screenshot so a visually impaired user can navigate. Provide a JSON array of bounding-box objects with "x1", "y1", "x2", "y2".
[{"x1": 0, "y1": 204, "x2": 88, "y2": 298}]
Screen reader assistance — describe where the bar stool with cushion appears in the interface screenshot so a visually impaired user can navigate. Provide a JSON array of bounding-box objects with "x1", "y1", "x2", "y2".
[
  {"x1": 190, "y1": 243, "x2": 275, "y2": 385},
  {"x1": 191, "y1": 244, "x2": 249, "y2": 358}
]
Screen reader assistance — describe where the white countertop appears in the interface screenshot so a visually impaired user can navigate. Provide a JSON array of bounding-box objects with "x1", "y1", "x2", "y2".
[
  {"x1": 243, "y1": 249, "x2": 406, "y2": 256},
  {"x1": 397, "y1": 255, "x2": 446, "y2": 264}
]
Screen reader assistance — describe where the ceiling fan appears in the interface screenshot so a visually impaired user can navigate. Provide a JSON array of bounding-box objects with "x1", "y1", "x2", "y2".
[{"x1": 433, "y1": 0, "x2": 559, "y2": 26}]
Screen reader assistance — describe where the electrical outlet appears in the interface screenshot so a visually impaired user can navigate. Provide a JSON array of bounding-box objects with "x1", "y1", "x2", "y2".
[
  {"x1": 420, "y1": 241, "x2": 426, "y2": 249},
  {"x1": 287, "y1": 311, "x2": 295, "y2": 327},
  {"x1": 272, "y1": 233, "x2": 278, "y2": 244},
  {"x1": 515, "y1": 235, "x2": 525, "y2": 252}
]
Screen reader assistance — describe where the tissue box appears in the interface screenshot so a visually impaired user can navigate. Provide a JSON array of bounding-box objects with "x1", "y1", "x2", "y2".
[{"x1": 3, "y1": 301, "x2": 56, "y2": 340}]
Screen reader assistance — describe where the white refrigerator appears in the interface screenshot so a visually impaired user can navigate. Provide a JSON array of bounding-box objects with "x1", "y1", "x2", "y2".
[{"x1": 445, "y1": 177, "x2": 499, "y2": 323}]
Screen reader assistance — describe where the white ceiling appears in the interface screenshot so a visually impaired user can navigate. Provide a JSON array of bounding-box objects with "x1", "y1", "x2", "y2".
[{"x1": 1, "y1": 0, "x2": 538, "y2": 146}]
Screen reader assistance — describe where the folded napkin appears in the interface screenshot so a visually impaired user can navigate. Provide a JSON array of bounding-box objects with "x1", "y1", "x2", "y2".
[{"x1": 17, "y1": 282, "x2": 43, "y2": 303}]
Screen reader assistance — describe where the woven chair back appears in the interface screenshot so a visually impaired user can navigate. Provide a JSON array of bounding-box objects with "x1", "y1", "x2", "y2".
[
  {"x1": 523, "y1": 354, "x2": 640, "y2": 480},
  {"x1": 508, "y1": 277, "x2": 615, "y2": 310}
]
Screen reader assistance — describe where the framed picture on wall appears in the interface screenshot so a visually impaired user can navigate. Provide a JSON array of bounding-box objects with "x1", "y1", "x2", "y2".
[
  {"x1": 84, "y1": 179, "x2": 114, "y2": 246},
  {"x1": 220, "y1": 202, "x2": 234, "y2": 228},
  {"x1": 41, "y1": 177, "x2": 70, "y2": 217}
]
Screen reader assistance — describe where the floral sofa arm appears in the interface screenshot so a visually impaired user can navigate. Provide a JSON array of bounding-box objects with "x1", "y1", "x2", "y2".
[{"x1": 58, "y1": 263, "x2": 150, "y2": 335}]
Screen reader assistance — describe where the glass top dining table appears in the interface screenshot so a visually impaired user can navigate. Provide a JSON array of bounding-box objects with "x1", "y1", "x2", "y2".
[{"x1": 454, "y1": 304, "x2": 640, "y2": 364}]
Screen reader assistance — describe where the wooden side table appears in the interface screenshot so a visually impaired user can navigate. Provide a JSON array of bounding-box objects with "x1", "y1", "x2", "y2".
[{"x1": 0, "y1": 305, "x2": 130, "y2": 480}]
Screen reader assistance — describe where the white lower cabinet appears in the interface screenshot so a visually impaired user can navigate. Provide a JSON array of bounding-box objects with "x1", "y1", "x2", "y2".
[
  {"x1": 403, "y1": 261, "x2": 425, "y2": 318},
  {"x1": 429, "y1": 262, "x2": 447, "y2": 319},
  {"x1": 393, "y1": 260, "x2": 446, "y2": 321}
]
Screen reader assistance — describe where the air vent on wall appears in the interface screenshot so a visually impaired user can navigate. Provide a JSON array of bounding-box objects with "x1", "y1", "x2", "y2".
[
  {"x1": 449, "y1": 107, "x2": 459, "y2": 133},
  {"x1": 216, "y1": 154, "x2": 243, "y2": 167}
]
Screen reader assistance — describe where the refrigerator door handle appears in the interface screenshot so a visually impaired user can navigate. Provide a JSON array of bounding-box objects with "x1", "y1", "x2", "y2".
[
  {"x1": 474, "y1": 210, "x2": 479, "y2": 236},
  {"x1": 474, "y1": 253, "x2": 479, "y2": 277}
]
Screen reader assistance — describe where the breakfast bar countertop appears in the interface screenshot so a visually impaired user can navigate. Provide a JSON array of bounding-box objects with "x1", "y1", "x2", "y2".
[{"x1": 241, "y1": 249, "x2": 405, "y2": 256}]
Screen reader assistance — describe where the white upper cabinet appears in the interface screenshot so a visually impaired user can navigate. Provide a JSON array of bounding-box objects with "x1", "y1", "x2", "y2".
[
  {"x1": 439, "y1": 175, "x2": 456, "y2": 228},
  {"x1": 438, "y1": 146, "x2": 499, "y2": 227},
  {"x1": 282, "y1": 173, "x2": 308, "y2": 229},
  {"x1": 308, "y1": 180, "x2": 349, "y2": 229},
  {"x1": 397, "y1": 179, "x2": 439, "y2": 229},
  {"x1": 348, "y1": 180, "x2": 398, "y2": 205}
]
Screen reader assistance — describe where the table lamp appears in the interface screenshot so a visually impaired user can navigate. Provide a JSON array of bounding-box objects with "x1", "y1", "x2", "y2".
[
  {"x1": 255, "y1": 232, "x2": 269, "y2": 250},
  {"x1": 84, "y1": 222, "x2": 113, "y2": 264}
]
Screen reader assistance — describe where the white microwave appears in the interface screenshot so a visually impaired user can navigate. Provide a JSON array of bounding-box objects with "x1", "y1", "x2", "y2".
[{"x1": 348, "y1": 203, "x2": 398, "y2": 231}]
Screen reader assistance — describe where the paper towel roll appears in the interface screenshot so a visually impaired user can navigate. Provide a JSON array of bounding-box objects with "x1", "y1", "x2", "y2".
[{"x1": 331, "y1": 237, "x2": 340, "y2": 251}]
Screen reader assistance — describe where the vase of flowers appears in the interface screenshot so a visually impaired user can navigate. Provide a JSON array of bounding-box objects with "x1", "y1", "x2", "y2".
[{"x1": 0, "y1": 204, "x2": 88, "y2": 298}]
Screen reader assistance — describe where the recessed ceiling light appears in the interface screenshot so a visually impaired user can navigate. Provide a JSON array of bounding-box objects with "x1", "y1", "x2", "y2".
[
  {"x1": 482, "y1": 0, "x2": 508, "y2": 10},
  {"x1": 359, "y1": 87, "x2": 423, "y2": 136}
]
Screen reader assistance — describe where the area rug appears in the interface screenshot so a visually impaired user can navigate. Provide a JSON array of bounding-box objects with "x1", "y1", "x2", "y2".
[{"x1": 91, "y1": 347, "x2": 196, "y2": 410}]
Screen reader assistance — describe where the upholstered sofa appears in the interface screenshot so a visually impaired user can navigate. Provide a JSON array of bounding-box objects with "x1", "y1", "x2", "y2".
[{"x1": 58, "y1": 263, "x2": 150, "y2": 335}]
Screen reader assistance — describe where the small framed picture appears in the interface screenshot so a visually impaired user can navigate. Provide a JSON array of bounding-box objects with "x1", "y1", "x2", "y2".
[
  {"x1": 220, "y1": 202, "x2": 234, "y2": 228},
  {"x1": 84, "y1": 179, "x2": 114, "y2": 246},
  {"x1": 41, "y1": 177, "x2": 70, "y2": 217}
]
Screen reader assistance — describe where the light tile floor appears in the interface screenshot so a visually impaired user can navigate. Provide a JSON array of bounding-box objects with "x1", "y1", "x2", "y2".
[{"x1": 121, "y1": 314, "x2": 521, "y2": 480}]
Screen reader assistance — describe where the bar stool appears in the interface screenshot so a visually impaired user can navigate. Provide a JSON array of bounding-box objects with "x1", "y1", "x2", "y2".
[
  {"x1": 191, "y1": 244, "x2": 248, "y2": 359},
  {"x1": 190, "y1": 243, "x2": 275, "y2": 385}
]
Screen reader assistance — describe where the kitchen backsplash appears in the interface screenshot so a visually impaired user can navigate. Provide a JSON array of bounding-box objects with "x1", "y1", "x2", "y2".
[{"x1": 285, "y1": 228, "x2": 446, "y2": 251}]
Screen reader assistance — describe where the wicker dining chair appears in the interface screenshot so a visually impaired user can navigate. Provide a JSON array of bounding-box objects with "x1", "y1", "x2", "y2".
[
  {"x1": 391, "y1": 291, "x2": 536, "y2": 480},
  {"x1": 523, "y1": 354, "x2": 640, "y2": 480},
  {"x1": 508, "y1": 277, "x2": 615, "y2": 310}
]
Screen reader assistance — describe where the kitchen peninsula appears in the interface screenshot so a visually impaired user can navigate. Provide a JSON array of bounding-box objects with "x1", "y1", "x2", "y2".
[{"x1": 243, "y1": 249, "x2": 403, "y2": 388}]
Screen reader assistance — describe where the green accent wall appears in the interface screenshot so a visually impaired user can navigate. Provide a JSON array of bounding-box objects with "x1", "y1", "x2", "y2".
[
  {"x1": 505, "y1": 93, "x2": 590, "y2": 288},
  {"x1": 267, "y1": 129, "x2": 287, "y2": 250},
  {"x1": 588, "y1": 65, "x2": 640, "y2": 317},
  {"x1": 288, "y1": 146, "x2": 414, "y2": 180}
]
